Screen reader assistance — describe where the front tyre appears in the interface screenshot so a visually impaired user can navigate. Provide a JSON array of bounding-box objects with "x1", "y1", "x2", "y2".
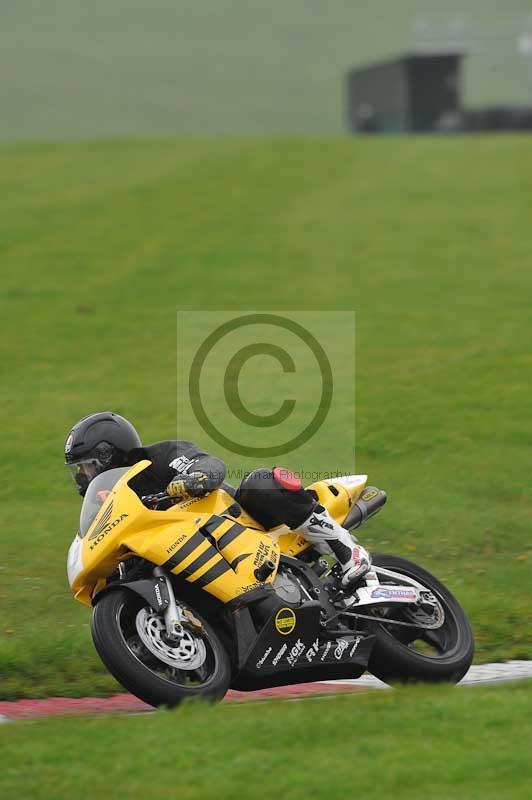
[
  {"x1": 91, "y1": 588, "x2": 231, "y2": 708},
  {"x1": 368, "y1": 553, "x2": 474, "y2": 685}
]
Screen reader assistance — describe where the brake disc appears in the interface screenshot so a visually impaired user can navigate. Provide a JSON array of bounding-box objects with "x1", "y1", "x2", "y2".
[{"x1": 135, "y1": 608, "x2": 207, "y2": 670}]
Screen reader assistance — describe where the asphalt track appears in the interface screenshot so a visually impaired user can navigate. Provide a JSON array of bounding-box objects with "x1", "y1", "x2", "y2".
[{"x1": 1, "y1": 662, "x2": 531, "y2": 723}]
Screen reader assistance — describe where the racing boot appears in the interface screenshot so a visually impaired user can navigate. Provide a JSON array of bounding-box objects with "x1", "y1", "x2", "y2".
[{"x1": 297, "y1": 504, "x2": 371, "y2": 587}]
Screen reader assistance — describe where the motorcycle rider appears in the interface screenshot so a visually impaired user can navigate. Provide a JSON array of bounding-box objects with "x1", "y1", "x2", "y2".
[{"x1": 65, "y1": 411, "x2": 370, "y2": 587}]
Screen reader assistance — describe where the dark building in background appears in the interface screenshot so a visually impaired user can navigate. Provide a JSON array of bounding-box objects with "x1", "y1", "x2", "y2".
[
  {"x1": 346, "y1": 52, "x2": 532, "y2": 133},
  {"x1": 347, "y1": 53, "x2": 464, "y2": 133}
]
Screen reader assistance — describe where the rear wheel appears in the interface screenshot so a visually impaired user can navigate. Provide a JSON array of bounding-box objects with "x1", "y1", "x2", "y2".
[
  {"x1": 91, "y1": 588, "x2": 231, "y2": 707},
  {"x1": 367, "y1": 553, "x2": 474, "y2": 685}
]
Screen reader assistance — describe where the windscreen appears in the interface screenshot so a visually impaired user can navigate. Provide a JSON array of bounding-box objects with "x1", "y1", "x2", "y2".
[{"x1": 79, "y1": 467, "x2": 130, "y2": 538}]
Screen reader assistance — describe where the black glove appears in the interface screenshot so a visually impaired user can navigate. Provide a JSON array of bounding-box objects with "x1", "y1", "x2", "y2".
[{"x1": 167, "y1": 471, "x2": 209, "y2": 501}]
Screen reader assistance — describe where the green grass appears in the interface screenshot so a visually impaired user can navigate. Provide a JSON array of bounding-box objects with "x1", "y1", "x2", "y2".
[
  {"x1": 1, "y1": 0, "x2": 532, "y2": 139},
  {"x1": 1, "y1": 682, "x2": 531, "y2": 799},
  {"x1": 1, "y1": 135, "x2": 531, "y2": 699}
]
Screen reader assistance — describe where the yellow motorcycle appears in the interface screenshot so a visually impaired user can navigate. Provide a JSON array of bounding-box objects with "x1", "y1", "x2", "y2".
[{"x1": 67, "y1": 460, "x2": 474, "y2": 707}]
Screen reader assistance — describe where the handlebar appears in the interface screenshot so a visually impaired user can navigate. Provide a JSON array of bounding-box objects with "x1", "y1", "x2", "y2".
[{"x1": 141, "y1": 492, "x2": 173, "y2": 508}]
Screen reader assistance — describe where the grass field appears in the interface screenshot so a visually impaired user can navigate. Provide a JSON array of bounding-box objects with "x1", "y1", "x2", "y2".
[
  {"x1": 1, "y1": 135, "x2": 531, "y2": 699},
  {"x1": 1, "y1": 682, "x2": 531, "y2": 799},
  {"x1": 2, "y1": 0, "x2": 532, "y2": 139}
]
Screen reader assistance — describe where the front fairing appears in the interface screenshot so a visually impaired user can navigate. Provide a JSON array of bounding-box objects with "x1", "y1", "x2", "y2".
[{"x1": 67, "y1": 460, "x2": 155, "y2": 605}]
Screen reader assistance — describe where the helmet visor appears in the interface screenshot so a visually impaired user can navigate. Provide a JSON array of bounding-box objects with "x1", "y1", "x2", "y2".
[{"x1": 66, "y1": 459, "x2": 107, "y2": 495}]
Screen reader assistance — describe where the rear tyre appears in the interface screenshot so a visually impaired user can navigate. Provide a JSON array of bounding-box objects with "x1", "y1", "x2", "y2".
[
  {"x1": 368, "y1": 553, "x2": 474, "y2": 685},
  {"x1": 91, "y1": 588, "x2": 231, "y2": 708}
]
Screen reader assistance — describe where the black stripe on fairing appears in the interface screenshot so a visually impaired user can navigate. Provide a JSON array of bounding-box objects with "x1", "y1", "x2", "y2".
[
  {"x1": 180, "y1": 547, "x2": 221, "y2": 577},
  {"x1": 162, "y1": 531, "x2": 206, "y2": 571},
  {"x1": 217, "y1": 523, "x2": 246, "y2": 550},
  {"x1": 193, "y1": 560, "x2": 232, "y2": 586}
]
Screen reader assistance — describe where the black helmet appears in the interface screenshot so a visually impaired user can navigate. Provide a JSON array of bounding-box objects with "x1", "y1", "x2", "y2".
[{"x1": 64, "y1": 411, "x2": 142, "y2": 495}]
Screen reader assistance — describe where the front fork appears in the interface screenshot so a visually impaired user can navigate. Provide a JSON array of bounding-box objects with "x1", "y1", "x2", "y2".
[{"x1": 153, "y1": 566, "x2": 185, "y2": 642}]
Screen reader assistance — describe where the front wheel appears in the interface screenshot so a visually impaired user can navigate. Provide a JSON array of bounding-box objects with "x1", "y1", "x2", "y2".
[
  {"x1": 367, "y1": 553, "x2": 474, "y2": 685},
  {"x1": 91, "y1": 588, "x2": 231, "y2": 707}
]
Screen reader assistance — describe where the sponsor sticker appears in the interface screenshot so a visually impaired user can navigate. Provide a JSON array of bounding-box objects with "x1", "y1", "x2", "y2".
[
  {"x1": 253, "y1": 541, "x2": 270, "y2": 567},
  {"x1": 305, "y1": 638, "x2": 320, "y2": 663},
  {"x1": 256, "y1": 647, "x2": 272, "y2": 669},
  {"x1": 166, "y1": 534, "x2": 187, "y2": 554},
  {"x1": 88, "y1": 513, "x2": 129, "y2": 550},
  {"x1": 320, "y1": 641, "x2": 332, "y2": 661},
  {"x1": 371, "y1": 587, "x2": 417, "y2": 601},
  {"x1": 154, "y1": 584, "x2": 163, "y2": 607},
  {"x1": 334, "y1": 639, "x2": 349, "y2": 660},
  {"x1": 361, "y1": 487, "x2": 378, "y2": 501},
  {"x1": 179, "y1": 496, "x2": 202, "y2": 508},
  {"x1": 275, "y1": 607, "x2": 296, "y2": 635},
  {"x1": 349, "y1": 636, "x2": 362, "y2": 657},
  {"x1": 272, "y1": 644, "x2": 288, "y2": 666},
  {"x1": 287, "y1": 639, "x2": 305, "y2": 667},
  {"x1": 239, "y1": 582, "x2": 262, "y2": 593}
]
